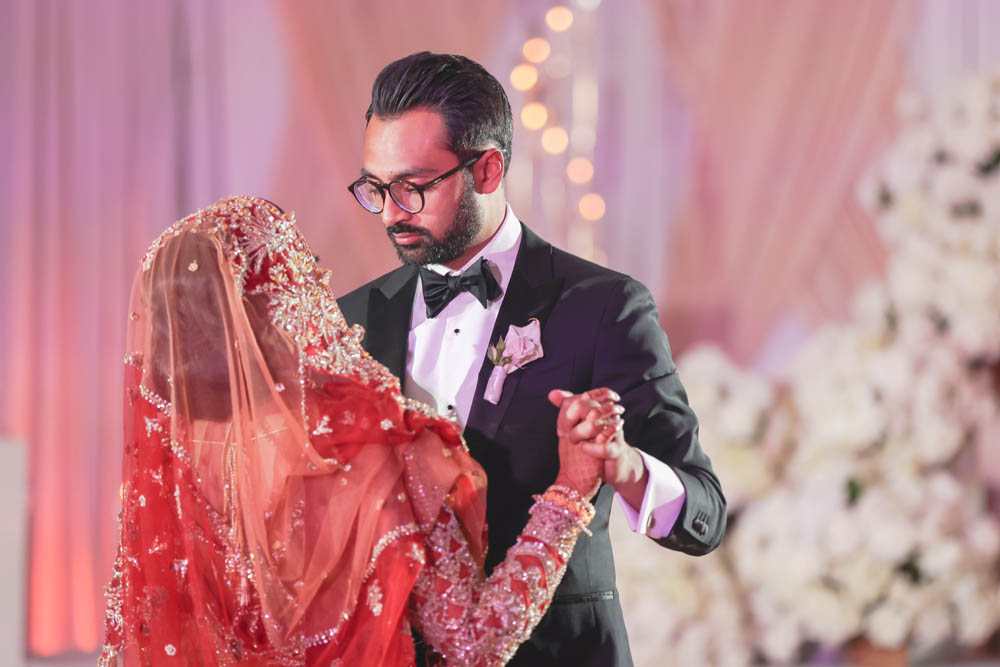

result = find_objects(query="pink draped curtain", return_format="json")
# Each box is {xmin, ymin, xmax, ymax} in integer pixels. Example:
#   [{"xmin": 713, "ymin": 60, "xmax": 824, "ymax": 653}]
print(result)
[
  {"xmin": 1, "ymin": 0, "xmax": 238, "ymax": 654},
  {"xmin": 651, "ymin": 0, "xmax": 917, "ymax": 364}
]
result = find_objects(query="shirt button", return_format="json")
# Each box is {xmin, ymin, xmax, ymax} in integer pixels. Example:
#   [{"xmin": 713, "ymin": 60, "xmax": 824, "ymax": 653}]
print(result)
[
  {"xmin": 453, "ymin": 328, "xmax": 460, "ymax": 334},
  {"xmin": 447, "ymin": 404, "xmax": 454, "ymax": 411}
]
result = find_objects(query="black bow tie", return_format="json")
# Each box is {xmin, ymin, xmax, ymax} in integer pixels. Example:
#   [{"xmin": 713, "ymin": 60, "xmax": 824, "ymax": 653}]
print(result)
[{"xmin": 419, "ymin": 258, "xmax": 502, "ymax": 318}]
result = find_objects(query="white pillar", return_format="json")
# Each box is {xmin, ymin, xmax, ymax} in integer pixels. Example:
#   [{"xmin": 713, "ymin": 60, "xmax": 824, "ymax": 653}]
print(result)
[{"xmin": 0, "ymin": 438, "xmax": 27, "ymax": 667}]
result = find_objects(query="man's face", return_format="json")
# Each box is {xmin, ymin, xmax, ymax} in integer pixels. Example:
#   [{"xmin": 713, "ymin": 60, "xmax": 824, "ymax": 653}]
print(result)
[{"xmin": 361, "ymin": 110, "xmax": 483, "ymax": 266}]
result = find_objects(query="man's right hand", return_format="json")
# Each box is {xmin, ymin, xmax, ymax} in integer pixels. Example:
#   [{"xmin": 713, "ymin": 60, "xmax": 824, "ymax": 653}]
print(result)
[{"xmin": 548, "ymin": 388, "xmax": 624, "ymax": 499}]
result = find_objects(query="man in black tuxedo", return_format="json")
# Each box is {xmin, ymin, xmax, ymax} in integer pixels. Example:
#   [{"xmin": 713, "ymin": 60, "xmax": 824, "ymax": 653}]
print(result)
[{"xmin": 338, "ymin": 52, "xmax": 725, "ymax": 666}]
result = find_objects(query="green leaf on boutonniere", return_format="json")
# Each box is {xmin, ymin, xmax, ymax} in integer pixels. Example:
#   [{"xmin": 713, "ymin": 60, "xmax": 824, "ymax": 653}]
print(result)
[{"xmin": 488, "ymin": 337, "xmax": 507, "ymax": 366}]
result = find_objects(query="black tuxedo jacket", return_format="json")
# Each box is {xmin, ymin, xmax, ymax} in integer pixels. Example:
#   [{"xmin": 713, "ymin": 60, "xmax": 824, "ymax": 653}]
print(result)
[{"xmin": 337, "ymin": 224, "xmax": 726, "ymax": 667}]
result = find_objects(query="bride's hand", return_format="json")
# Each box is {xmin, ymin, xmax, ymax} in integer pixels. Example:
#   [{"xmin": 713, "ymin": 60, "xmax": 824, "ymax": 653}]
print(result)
[{"xmin": 548, "ymin": 389, "xmax": 624, "ymax": 499}]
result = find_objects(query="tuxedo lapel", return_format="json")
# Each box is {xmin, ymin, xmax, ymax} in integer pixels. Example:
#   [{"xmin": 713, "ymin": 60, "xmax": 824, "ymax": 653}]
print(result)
[
  {"xmin": 466, "ymin": 225, "xmax": 563, "ymax": 440},
  {"xmin": 363, "ymin": 266, "xmax": 418, "ymax": 388}
]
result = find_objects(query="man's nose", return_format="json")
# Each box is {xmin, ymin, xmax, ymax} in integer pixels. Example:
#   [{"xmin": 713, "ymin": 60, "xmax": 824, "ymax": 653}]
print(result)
[{"xmin": 380, "ymin": 193, "xmax": 411, "ymax": 228}]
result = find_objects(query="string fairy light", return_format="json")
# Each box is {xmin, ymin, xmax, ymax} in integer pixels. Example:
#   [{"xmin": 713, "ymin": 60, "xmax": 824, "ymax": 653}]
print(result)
[
  {"xmin": 541, "ymin": 127, "xmax": 570, "ymax": 154},
  {"xmin": 520, "ymin": 102, "xmax": 549, "ymax": 130},
  {"xmin": 566, "ymin": 157, "xmax": 594, "ymax": 184},
  {"xmin": 510, "ymin": 63, "xmax": 539, "ymax": 91},
  {"xmin": 522, "ymin": 37, "xmax": 551, "ymax": 63},
  {"xmin": 545, "ymin": 6, "xmax": 574, "ymax": 32},
  {"xmin": 510, "ymin": 0, "xmax": 606, "ymax": 263}
]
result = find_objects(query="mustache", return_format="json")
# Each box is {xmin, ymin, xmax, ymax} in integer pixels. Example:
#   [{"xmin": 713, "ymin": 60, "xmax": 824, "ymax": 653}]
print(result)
[{"xmin": 386, "ymin": 223, "xmax": 429, "ymax": 237}]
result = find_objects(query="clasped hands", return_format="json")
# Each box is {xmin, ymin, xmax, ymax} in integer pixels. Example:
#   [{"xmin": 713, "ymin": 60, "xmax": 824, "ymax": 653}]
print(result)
[{"xmin": 548, "ymin": 388, "xmax": 649, "ymax": 506}]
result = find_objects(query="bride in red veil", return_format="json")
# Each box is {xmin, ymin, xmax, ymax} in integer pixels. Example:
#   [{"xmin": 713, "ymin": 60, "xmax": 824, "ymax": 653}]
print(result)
[{"xmin": 100, "ymin": 195, "xmax": 610, "ymax": 666}]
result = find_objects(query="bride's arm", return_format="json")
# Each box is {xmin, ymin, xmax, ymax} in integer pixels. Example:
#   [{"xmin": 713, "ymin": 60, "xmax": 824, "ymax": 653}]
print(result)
[
  {"xmin": 407, "ymin": 485, "xmax": 593, "ymax": 667},
  {"xmin": 405, "ymin": 388, "xmax": 619, "ymax": 666}
]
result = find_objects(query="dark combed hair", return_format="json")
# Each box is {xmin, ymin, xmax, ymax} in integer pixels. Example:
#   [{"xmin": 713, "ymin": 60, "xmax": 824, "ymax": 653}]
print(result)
[{"xmin": 366, "ymin": 52, "xmax": 513, "ymax": 175}]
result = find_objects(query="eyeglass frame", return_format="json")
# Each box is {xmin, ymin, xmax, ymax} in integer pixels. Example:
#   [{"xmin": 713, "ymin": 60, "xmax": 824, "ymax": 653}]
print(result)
[{"xmin": 347, "ymin": 149, "xmax": 498, "ymax": 215}]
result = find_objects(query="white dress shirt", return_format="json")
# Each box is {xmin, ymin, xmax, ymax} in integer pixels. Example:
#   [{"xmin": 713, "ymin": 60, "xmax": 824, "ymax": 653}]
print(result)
[{"xmin": 404, "ymin": 205, "xmax": 685, "ymax": 538}]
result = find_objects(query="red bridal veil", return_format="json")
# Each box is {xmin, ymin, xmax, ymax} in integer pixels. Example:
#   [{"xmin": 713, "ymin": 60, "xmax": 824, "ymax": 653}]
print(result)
[{"xmin": 100, "ymin": 196, "xmax": 487, "ymax": 665}]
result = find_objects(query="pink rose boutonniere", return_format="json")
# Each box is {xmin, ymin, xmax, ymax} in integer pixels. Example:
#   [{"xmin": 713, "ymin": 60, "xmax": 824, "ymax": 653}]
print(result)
[{"xmin": 483, "ymin": 318, "xmax": 544, "ymax": 404}]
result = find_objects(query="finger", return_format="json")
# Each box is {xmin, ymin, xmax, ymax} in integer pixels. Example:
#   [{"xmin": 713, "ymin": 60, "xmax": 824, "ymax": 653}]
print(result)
[
  {"xmin": 584, "ymin": 402, "xmax": 624, "ymax": 423},
  {"xmin": 548, "ymin": 389, "xmax": 573, "ymax": 407},
  {"xmin": 592, "ymin": 415, "xmax": 624, "ymax": 444},
  {"xmin": 578, "ymin": 441, "xmax": 618, "ymax": 459},
  {"xmin": 568, "ymin": 414, "xmax": 621, "ymax": 442},
  {"xmin": 554, "ymin": 393, "xmax": 591, "ymax": 436},
  {"xmin": 557, "ymin": 397, "xmax": 600, "ymax": 437},
  {"xmin": 563, "ymin": 397, "xmax": 602, "ymax": 424},
  {"xmin": 581, "ymin": 387, "xmax": 621, "ymax": 404}
]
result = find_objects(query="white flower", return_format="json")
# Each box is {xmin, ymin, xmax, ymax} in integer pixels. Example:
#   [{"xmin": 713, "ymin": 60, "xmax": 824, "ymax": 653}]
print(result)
[
  {"xmin": 912, "ymin": 602, "xmax": 953, "ymax": 650},
  {"xmin": 798, "ymin": 586, "xmax": 861, "ymax": 646},
  {"xmin": 967, "ymin": 518, "xmax": 1000, "ymax": 562},
  {"xmin": 866, "ymin": 601, "xmax": 911, "ymax": 649},
  {"xmin": 760, "ymin": 615, "xmax": 801, "ymax": 664},
  {"xmin": 830, "ymin": 553, "xmax": 894, "ymax": 609},
  {"xmin": 952, "ymin": 575, "xmax": 1000, "ymax": 645},
  {"xmin": 920, "ymin": 539, "xmax": 962, "ymax": 579}
]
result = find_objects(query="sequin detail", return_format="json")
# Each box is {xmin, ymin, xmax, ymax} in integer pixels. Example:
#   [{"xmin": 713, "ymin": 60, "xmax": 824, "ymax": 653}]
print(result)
[
  {"xmin": 408, "ymin": 501, "xmax": 588, "ymax": 666},
  {"xmin": 364, "ymin": 523, "xmax": 422, "ymax": 582},
  {"xmin": 312, "ymin": 415, "xmax": 333, "ymax": 436},
  {"xmin": 139, "ymin": 384, "xmax": 171, "ymax": 413},
  {"xmin": 367, "ymin": 580, "xmax": 384, "ymax": 616}
]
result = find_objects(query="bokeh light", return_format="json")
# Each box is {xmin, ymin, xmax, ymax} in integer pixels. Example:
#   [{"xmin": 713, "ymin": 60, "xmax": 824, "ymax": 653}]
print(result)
[
  {"xmin": 510, "ymin": 64, "xmax": 539, "ymax": 91},
  {"xmin": 541, "ymin": 127, "xmax": 569, "ymax": 154},
  {"xmin": 579, "ymin": 193, "xmax": 606, "ymax": 221},
  {"xmin": 567, "ymin": 157, "xmax": 594, "ymax": 183},
  {"xmin": 520, "ymin": 102, "xmax": 548, "ymax": 130},
  {"xmin": 522, "ymin": 38, "xmax": 551, "ymax": 63},
  {"xmin": 546, "ymin": 6, "xmax": 574, "ymax": 32}
]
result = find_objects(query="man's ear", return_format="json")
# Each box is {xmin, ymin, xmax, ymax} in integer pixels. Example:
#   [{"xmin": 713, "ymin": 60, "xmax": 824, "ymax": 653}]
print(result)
[{"xmin": 474, "ymin": 148, "xmax": 506, "ymax": 195}]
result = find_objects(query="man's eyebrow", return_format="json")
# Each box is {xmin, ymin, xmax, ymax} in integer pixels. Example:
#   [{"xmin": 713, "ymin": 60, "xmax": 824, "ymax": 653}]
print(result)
[{"xmin": 359, "ymin": 166, "xmax": 439, "ymax": 182}]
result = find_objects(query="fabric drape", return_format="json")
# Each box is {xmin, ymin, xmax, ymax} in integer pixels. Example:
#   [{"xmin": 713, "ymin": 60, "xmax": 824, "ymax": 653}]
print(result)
[{"xmin": 651, "ymin": 0, "xmax": 917, "ymax": 364}]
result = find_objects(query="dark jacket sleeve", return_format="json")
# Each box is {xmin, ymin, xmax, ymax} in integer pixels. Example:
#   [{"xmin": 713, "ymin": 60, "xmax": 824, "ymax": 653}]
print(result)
[{"xmin": 591, "ymin": 276, "xmax": 726, "ymax": 555}]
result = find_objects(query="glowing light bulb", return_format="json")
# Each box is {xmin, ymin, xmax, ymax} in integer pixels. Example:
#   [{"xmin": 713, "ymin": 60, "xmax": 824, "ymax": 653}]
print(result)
[
  {"xmin": 541, "ymin": 127, "xmax": 569, "ymax": 154},
  {"xmin": 579, "ymin": 193, "xmax": 606, "ymax": 221},
  {"xmin": 521, "ymin": 103, "xmax": 548, "ymax": 130},
  {"xmin": 523, "ymin": 38, "xmax": 552, "ymax": 64},
  {"xmin": 510, "ymin": 64, "xmax": 539, "ymax": 91},
  {"xmin": 546, "ymin": 6, "xmax": 574, "ymax": 32},
  {"xmin": 566, "ymin": 157, "xmax": 594, "ymax": 183}
]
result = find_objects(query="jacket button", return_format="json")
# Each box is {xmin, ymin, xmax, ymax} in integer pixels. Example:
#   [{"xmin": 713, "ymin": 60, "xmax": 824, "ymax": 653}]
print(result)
[{"xmin": 693, "ymin": 518, "xmax": 707, "ymax": 535}]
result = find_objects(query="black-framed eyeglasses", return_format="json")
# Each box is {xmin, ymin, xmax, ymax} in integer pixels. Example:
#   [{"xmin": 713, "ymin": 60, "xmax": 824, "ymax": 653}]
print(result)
[{"xmin": 347, "ymin": 150, "xmax": 488, "ymax": 215}]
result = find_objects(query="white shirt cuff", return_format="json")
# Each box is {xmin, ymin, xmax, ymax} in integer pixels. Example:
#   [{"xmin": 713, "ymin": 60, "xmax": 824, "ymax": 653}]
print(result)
[{"xmin": 615, "ymin": 449, "xmax": 686, "ymax": 539}]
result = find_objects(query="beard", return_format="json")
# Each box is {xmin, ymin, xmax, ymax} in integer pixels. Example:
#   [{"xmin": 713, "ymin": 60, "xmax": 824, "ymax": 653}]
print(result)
[{"xmin": 386, "ymin": 176, "xmax": 483, "ymax": 266}]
